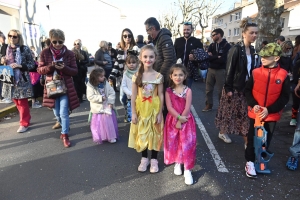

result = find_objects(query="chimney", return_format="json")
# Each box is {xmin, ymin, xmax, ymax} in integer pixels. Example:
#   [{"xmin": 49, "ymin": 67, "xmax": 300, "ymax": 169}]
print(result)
[
  {"xmin": 234, "ymin": 2, "xmax": 241, "ymax": 8},
  {"xmin": 241, "ymin": 0, "xmax": 248, "ymax": 5}
]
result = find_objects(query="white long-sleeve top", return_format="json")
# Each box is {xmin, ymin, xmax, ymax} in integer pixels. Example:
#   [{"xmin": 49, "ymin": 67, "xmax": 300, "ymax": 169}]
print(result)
[{"xmin": 121, "ymin": 73, "xmax": 133, "ymax": 99}]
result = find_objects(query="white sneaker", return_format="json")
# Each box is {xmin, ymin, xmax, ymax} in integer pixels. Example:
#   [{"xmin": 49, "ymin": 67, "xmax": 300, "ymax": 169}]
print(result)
[
  {"xmin": 174, "ymin": 163, "xmax": 182, "ymax": 175},
  {"xmin": 0, "ymin": 98, "xmax": 12, "ymax": 103},
  {"xmin": 150, "ymin": 159, "xmax": 159, "ymax": 173},
  {"xmin": 138, "ymin": 157, "xmax": 149, "ymax": 172},
  {"xmin": 17, "ymin": 126, "xmax": 28, "ymax": 133},
  {"xmin": 184, "ymin": 170, "xmax": 193, "ymax": 185},
  {"xmin": 108, "ymin": 139, "xmax": 116, "ymax": 143},
  {"xmin": 32, "ymin": 102, "xmax": 42, "ymax": 108},
  {"xmin": 290, "ymin": 119, "xmax": 297, "ymax": 126},
  {"xmin": 245, "ymin": 161, "xmax": 257, "ymax": 178},
  {"xmin": 218, "ymin": 132, "xmax": 232, "ymax": 143}
]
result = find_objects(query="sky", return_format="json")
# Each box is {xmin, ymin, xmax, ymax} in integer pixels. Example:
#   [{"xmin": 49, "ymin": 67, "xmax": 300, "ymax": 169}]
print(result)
[{"xmin": 37, "ymin": 0, "xmax": 238, "ymax": 37}]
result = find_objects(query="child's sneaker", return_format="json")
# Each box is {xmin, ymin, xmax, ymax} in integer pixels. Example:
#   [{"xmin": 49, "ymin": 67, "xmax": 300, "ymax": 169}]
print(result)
[
  {"xmin": 245, "ymin": 161, "xmax": 257, "ymax": 178},
  {"xmin": 290, "ymin": 119, "xmax": 297, "ymax": 126},
  {"xmin": 108, "ymin": 139, "xmax": 116, "ymax": 143},
  {"xmin": 286, "ymin": 156, "xmax": 298, "ymax": 170},
  {"xmin": 174, "ymin": 163, "xmax": 182, "ymax": 175},
  {"xmin": 150, "ymin": 159, "xmax": 159, "ymax": 173},
  {"xmin": 184, "ymin": 170, "xmax": 193, "ymax": 185},
  {"xmin": 138, "ymin": 157, "xmax": 149, "ymax": 172}
]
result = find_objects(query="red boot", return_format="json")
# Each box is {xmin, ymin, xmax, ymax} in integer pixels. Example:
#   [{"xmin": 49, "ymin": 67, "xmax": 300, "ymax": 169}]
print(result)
[{"xmin": 60, "ymin": 134, "xmax": 71, "ymax": 148}]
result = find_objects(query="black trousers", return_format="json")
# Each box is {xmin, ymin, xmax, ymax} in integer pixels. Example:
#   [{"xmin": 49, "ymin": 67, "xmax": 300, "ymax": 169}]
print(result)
[
  {"xmin": 142, "ymin": 149, "xmax": 158, "ymax": 159},
  {"xmin": 245, "ymin": 118, "xmax": 276, "ymax": 162}
]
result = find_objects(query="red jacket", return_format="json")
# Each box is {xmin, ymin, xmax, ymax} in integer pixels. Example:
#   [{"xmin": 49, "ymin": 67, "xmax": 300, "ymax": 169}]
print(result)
[
  {"xmin": 248, "ymin": 66, "xmax": 287, "ymax": 121},
  {"xmin": 37, "ymin": 47, "xmax": 80, "ymax": 111}
]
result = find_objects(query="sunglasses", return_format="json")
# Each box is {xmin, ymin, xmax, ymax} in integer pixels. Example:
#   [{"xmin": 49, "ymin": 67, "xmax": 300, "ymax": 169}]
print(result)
[
  {"xmin": 52, "ymin": 40, "xmax": 64, "ymax": 45},
  {"xmin": 286, "ymin": 48, "xmax": 292, "ymax": 50},
  {"xmin": 123, "ymin": 34, "xmax": 132, "ymax": 39},
  {"xmin": 211, "ymin": 33, "xmax": 217, "ymax": 37},
  {"xmin": 8, "ymin": 35, "xmax": 18, "ymax": 39},
  {"xmin": 184, "ymin": 22, "xmax": 192, "ymax": 25},
  {"xmin": 74, "ymin": 43, "xmax": 80, "ymax": 46},
  {"xmin": 146, "ymin": 26, "xmax": 152, "ymax": 32}
]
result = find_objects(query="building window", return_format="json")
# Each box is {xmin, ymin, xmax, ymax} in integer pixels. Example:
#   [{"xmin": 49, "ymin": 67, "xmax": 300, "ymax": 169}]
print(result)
[
  {"xmin": 234, "ymin": 28, "xmax": 240, "ymax": 36},
  {"xmin": 230, "ymin": 15, "xmax": 232, "ymax": 22},
  {"xmin": 228, "ymin": 29, "xmax": 231, "ymax": 36},
  {"xmin": 235, "ymin": 12, "xmax": 241, "ymax": 20},
  {"xmin": 217, "ymin": 19, "xmax": 223, "ymax": 25},
  {"xmin": 281, "ymin": 18, "xmax": 285, "ymax": 29}
]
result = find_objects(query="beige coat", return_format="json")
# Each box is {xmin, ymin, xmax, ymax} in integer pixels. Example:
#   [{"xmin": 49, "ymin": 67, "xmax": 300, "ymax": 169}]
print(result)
[{"xmin": 86, "ymin": 81, "xmax": 115, "ymax": 114}]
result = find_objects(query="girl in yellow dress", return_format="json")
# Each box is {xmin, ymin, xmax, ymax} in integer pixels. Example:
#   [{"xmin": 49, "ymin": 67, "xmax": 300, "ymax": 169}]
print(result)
[{"xmin": 128, "ymin": 45, "xmax": 164, "ymax": 173}]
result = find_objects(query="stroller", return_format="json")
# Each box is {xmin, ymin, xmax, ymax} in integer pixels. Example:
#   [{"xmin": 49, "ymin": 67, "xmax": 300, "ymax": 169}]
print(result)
[{"xmin": 286, "ymin": 111, "xmax": 300, "ymax": 170}]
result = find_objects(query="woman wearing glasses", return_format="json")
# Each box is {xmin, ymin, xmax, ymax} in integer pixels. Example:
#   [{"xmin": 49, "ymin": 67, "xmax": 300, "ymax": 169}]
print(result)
[
  {"xmin": 38, "ymin": 29, "xmax": 79, "ymax": 148},
  {"xmin": 109, "ymin": 28, "xmax": 139, "ymax": 92},
  {"xmin": 0, "ymin": 29, "xmax": 35, "ymax": 133}
]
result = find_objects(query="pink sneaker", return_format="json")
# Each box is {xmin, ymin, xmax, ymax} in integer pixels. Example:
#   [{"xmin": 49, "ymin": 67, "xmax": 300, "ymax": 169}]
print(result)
[
  {"xmin": 138, "ymin": 157, "xmax": 149, "ymax": 172},
  {"xmin": 150, "ymin": 159, "xmax": 159, "ymax": 173}
]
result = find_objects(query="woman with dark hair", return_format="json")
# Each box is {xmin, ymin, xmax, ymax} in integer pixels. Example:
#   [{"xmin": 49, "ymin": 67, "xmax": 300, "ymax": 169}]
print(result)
[
  {"xmin": 292, "ymin": 35, "xmax": 300, "ymax": 60},
  {"xmin": 109, "ymin": 28, "xmax": 139, "ymax": 92},
  {"xmin": 0, "ymin": 29, "xmax": 35, "ymax": 132},
  {"xmin": 215, "ymin": 18, "xmax": 258, "ymax": 146},
  {"xmin": 38, "ymin": 29, "xmax": 79, "ymax": 148}
]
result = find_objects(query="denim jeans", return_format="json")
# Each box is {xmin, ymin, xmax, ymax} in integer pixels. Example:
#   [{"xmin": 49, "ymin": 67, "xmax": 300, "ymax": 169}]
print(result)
[
  {"xmin": 53, "ymin": 94, "xmax": 69, "ymax": 134},
  {"xmin": 200, "ymin": 69, "xmax": 207, "ymax": 80},
  {"xmin": 187, "ymin": 77, "xmax": 193, "ymax": 88}
]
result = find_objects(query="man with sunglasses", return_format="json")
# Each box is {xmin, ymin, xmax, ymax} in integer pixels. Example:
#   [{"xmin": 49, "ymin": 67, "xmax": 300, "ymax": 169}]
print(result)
[
  {"xmin": 174, "ymin": 22, "xmax": 203, "ymax": 87},
  {"xmin": 202, "ymin": 28, "xmax": 231, "ymax": 112},
  {"xmin": 144, "ymin": 17, "xmax": 176, "ymax": 85}
]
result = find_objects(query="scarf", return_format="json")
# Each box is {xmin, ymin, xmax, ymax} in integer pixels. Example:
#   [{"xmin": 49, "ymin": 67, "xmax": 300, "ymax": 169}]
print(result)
[
  {"xmin": 49, "ymin": 43, "xmax": 67, "ymax": 61},
  {"xmin": 125, "ymin": 68, "xmax": 138, "ymax": 79},
  {"xmin": 6, "ymin": 45, "xmax": 21, "ymax": 84}
]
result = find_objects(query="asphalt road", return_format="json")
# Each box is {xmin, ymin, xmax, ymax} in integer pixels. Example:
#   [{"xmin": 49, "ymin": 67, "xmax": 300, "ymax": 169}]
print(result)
[{"xmin": 0, "ymin": 78, "xmax": 299, "ymax": 200}]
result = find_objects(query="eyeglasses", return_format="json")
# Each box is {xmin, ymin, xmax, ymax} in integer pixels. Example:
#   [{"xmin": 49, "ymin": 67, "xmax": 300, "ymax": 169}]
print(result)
[
  {"xmin": 183, "ymin": 22, "xmax": 192, "ymax": 25},
  {"xmin": 211, "ymin": 33, "xmax": 217, "ymax": 37},
  {"xmin": 52, "ymin": 40, "xmax": 64, "ymax": 45},
  {"xmin": 8, "ymin": 35, "xmax": 18, "ymax": 39},
  {"xmin": 123, "ymin": 34, "xmax": 132, "ymax": 39},
  {"xmin": 74, "ymin": 43, "xmax": 80, "ymax": 46},
  {"xmin": 146, "ymin": 26, "xmax": 152, "ymax": 32}
]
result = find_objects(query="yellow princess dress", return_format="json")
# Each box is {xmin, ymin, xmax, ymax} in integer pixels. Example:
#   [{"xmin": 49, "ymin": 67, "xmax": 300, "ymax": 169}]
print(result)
[{"xmin": 128, "ymin": 73, "xmax": 164, "ymax": 152}]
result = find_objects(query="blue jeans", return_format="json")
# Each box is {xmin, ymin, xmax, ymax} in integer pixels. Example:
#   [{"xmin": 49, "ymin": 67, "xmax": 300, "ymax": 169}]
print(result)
[
  {"xmin": 53, "ymin": 94, "xmax": 69, "ymax": 134},
  {"xmin": 187, "ymin": 77, "xmax": 193, "ymax": 88},
  {"xmin": 200, "ymin": 69, "xmax": 207, "ymax": 79}
]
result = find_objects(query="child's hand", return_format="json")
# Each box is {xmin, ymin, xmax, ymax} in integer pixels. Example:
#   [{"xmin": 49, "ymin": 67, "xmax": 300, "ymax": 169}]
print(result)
[
  {"xmin": 175, "ymin": 121, "xmax": 182, "ymax": 129},
  {"xmin": 131, "ymin": 113, "xmax": 138, "ymax": 124},
  {"xmin": 102, "ymin": 96, "xmax": 106, "ymax": 101},
  {"xmin": 258, "ymin": 107, "xmax": 268, "ymax": 120},
  {"xmin": 156, "ymin": 112, "xmax": 163, "ymax": 124},
  {"xmin": 178, "ymin": 115, "xmax": 188, "ymax": 123}
]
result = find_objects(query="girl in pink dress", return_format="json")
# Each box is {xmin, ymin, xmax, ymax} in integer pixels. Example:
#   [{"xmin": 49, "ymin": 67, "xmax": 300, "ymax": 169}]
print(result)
[{"xmin": 164, "ymin": 64, "xmax": 197, "ymax": 185}]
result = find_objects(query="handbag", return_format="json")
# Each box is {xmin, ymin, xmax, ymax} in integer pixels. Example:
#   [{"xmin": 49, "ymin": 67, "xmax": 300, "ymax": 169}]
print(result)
[{"xmin": 46, "ymin": 70, "xmax": 67, "ymax": 98}]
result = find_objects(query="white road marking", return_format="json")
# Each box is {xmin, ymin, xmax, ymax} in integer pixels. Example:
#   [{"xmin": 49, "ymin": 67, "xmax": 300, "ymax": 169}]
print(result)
[{"xmin": 191, "ymin": 105, "xmax": 229, "ymax": 173}]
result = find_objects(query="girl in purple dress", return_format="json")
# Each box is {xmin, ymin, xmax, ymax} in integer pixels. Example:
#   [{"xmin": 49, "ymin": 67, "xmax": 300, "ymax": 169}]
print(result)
[
  {"xmin": 164, "ymin": 64, "xmax": 197, "ymax": 185},
  {"xmin": 86, "ymin": 67, "xmax": 118, "ymax": 144}
]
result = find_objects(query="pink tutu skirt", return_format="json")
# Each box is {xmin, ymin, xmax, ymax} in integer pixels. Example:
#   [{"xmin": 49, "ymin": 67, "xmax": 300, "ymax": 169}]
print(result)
[{"xmin": 90, "ymin": 111, "xmax": 119, "ymax": 144}]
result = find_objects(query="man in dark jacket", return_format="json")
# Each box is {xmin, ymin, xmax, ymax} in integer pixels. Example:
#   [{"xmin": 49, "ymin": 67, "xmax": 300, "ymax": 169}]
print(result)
[
  {"xmin": 136, "ymin": 35, "xmax": 145, "ymax": 49},
  {"xmin": 144, "ymin": 17, "xmax": 176, "ymax": 84},
  {"xmin": 203, "ymin": 28, "xmax": 231, "ymax": 112},
  {"xmin": 174, "ymin": 22, "xmax": 203, "ymax": 87}
]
